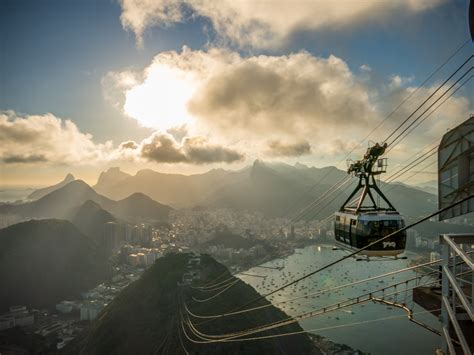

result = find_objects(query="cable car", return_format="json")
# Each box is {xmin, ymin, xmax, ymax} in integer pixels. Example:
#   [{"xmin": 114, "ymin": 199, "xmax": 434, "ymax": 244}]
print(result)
[{"xmin": 334, "ymin": 143, "xmax": 406, "ymax": 257}]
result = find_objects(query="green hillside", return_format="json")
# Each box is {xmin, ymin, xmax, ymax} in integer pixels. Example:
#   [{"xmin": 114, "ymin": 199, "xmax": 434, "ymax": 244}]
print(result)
[
  {"xmin": 66, "ymin": 253, "xmax": 318, "ymax": 354},
  {"xmin": 72, "ymin": 200, "xmax": 116, "ymax": 239},
  {"xmin": 0, "ymin": 219, "xmax": 110, "ymax": 312}
]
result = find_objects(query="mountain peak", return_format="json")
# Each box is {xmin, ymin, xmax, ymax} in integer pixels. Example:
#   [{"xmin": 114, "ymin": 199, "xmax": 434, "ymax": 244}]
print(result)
[
  {"xmin": 123, "ymin": 192, "xmax": 150, "ymax": 201},
  {"xmin": 94, "ymin": 167, "xmax": 131, "ymax": 192},
  {"xmin": 27, "ymin": 173, "xmax": 77, "ymax": 200},
  {"xmin": 65, "ymin": 179, "xmax": 92, "ymax": 189},
  {"xmin": 64, "ymin": 173, "xmax": 75, "ymax": 181},
  {"xmin": 106, "ymin": 167, "xmax": 122, "ymax": 173}
]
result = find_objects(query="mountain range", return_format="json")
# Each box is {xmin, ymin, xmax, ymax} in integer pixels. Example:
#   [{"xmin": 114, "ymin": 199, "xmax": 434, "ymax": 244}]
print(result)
[
  {"xmin": 15, "ymin": 160, "xmax": 442, "ymax": 224},
  {"xmin": 92, "ymin": 160, "xmax": 437, "ymax": 219},
  {"xmin": 0, "ymin": 180, "xmax": 172, "ymax": 223},
  {"xmin": 94, "ymin": 166, "xmax": 241, "ymax": 208}
]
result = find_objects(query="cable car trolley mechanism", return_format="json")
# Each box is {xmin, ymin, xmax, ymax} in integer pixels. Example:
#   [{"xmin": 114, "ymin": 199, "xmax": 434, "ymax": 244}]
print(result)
[{"xmin": 334, "ymin": 142, "xmax": 407, "ymax": 257}]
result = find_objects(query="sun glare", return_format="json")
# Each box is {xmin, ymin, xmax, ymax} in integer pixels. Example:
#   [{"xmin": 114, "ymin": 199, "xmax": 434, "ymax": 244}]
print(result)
[{"xmin": 123, "ymin": 64, "xmax": 196, "ymax": 130}]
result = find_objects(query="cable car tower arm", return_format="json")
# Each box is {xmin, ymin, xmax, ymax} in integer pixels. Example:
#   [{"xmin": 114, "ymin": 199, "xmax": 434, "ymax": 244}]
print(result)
[{"xmin": 340, "ymin": 142, "xmax": 395, "ymax": 213}]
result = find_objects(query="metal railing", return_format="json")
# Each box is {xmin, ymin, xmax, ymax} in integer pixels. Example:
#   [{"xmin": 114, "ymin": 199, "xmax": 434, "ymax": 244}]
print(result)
[{"xmin": 440, "ymin": 233, "xmax": 474, "ymax": 355}]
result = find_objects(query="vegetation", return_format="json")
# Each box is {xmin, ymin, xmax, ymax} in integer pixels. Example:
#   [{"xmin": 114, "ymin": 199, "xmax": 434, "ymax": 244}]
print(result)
[
  {"xmin": 66, "ymin": 253, "xmax": 318, "ymax": 354},
  {"xmin": 201, "ymin": 225, "xmax": 264, "ymax": 250},
  {"xmin": 0, "ymin": 219, "xmax": 110, "ymax": 312},
  {"xmin": 72, "ymin": 200, "xmax": 116, "ymax": 239}
]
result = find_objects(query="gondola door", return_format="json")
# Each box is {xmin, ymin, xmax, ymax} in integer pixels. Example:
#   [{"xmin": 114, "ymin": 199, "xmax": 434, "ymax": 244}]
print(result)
[{"xmin": 349, "ymin": 218, "xmax": 357, "ymax": 248}]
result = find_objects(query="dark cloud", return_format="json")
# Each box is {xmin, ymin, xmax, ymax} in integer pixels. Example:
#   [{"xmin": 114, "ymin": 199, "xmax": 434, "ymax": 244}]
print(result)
[
  {"xmin": 141, "ymin": 133, "xmax": 187, "ymax": 163},
  {"xmin": 266, "ymin": 140, "xmax": 311, "ymax": 157},
  {"xmin": 140, "ymin": 133, "xmax": 243, "ymax": 164},
  {"xmin": 188, "ymin": 55, "xmax": 374, "ymax": 136},
  {"xmin": 120, "ymin": 140, "xmax": 139, "ymax": 150},
  {"xmin": 183, "ymin": 136, "xmax": 244, "ymax": 164},
  {"xmin": 2, "ymin": 154, "xmax": 47, "ymax": 164}
]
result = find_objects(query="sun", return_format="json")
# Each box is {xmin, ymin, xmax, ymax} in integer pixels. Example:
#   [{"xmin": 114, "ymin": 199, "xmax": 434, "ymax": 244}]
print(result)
[{"xmin": 123, "ymin": 63, "xmax": 196, "ymax": 130}]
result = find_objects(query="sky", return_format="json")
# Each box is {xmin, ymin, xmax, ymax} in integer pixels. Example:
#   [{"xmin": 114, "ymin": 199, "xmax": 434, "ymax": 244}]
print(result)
[{"xmin": 0, "ymin": 0, "xmax": 473, "ymax": 187}]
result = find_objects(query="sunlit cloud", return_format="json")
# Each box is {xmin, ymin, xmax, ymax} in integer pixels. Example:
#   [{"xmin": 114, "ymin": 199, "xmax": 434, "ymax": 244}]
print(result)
[
  {"xmin": 120, "ymin": 132, "xmax": 244, "ymax": 164},
  {"xmin": 0, "ymin": 111, "xmax": 114, "ymax": 165},
  {"xmin": 106, "ymin": 48, "xmax": 376, "ymax": 144},
  {"xmin": 104, "ymin": 47, "xmax": 472, "ymax": 167},
  {"xmin": 0, "ymin": 110, "xmax": 245, "ymax": 167},
  {"xmin": 119, "ymin": 0, "xmax": 446, "ymax": 48},
  {"xmin": 123, "ymin": 63, "xmax": 197, "ymax": 129}
]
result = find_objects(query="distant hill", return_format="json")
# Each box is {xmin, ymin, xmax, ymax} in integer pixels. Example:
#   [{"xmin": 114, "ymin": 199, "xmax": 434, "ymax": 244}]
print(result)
[
  {"xmin": 382, "ymin": 182, "xmax": 437, "ymax": 218},
  {"xmin": 202, "ymin": 225, "xmax": 262, "ymax": 249},
  {"xmin": 0, "ymin": 180, "xmax": 173, "ymax": 223},
  {"xmin": 204, "ymin": 160, "xmax": 346, "ymax": 217},
  {"xmin": 66, "ymin": 253, "xmax": 318, "ymax": 354},
  {"xmin": 412, "ymin": 180, "xmax": 438, "ymax": 195},
  {"xmin": 72, "ymin": 200, "xmax": 116, "ymax": 239},
  {"xmin": 111, "ymin": 192, "xmax": 172, "ymax": 222},
  {"xmin": 27, "ymin": 173, "xmax": 75, "ymax": 200},
  {"xmin": 0, "ymin": 219, "xmax": 109, "ymax": 312}
]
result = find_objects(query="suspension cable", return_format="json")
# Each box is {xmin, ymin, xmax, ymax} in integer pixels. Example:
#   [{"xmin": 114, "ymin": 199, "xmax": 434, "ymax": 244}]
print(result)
[
  {"xmin": 185, "ymin": 255, "xmax": 448, "ymax": 320},
  {"xmin": 196, "ymin": 195, "xmax": 473, "ymax": 324},
  {"xmin": 386, "ymin": 66, "xmax": 473, "ymax": 148},
  {"xmin": 386, "ymin": 73, "xmax": 473, "ymax": 152},
  {"xmin": 192, "ymin": 279, "xmax": 240, "ymax": 303},
  {"xmin": 182, "ymin": 276, "xmax": 440, "ymax": 343},
  {"xmin": 383, "ymin": 55, "xmax": 473, "ymax": 144}
]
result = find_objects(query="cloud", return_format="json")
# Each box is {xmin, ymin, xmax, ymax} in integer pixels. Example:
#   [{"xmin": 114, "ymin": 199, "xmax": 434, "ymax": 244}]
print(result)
[
  {"xmin": 120, "ymin": 0, "xmax": 184, "ymax": 47},
  {"xmin": 119, "ymin": 0, "xmax": 445, "ymax": 48},
  {"xmin": 141, "ymin": 133, "xmax": 187, "ymax": 162},
  {"xmin": 107, "ymin": 47, "xmax": 376, "ymax": 138},
  {"xmin": 0, "ymin": 111, "xmax": 113, "ymax": 165},
  {"xmin": 1, "ymin": 154, "xmax": 47, "ymax": 164},
  {"xmin": 188, "ymin": 51, "xmax": 375, "ymax": 137},
  {"xmin": 105, "ymin": 47, "xmax": 472, "ymax": 163},
  {"xmin": 266, "ymin": 140, "xmax": 311, "ymax": 157},
  {"xmin": 182, "ymin": 136, "xmax": 244, "ymax": 163},
  {"xmin": 101, "ymin": 70, "xmax": 141, "ymax": 109},
  {"xmin": 0, "ymin": 111, "xmax": 244, "ymax": 167},
  {"xmin": 120, "ymin": 140, "xmax": 139, "ymax": 150},
  {"xmin": 139, "ymin": 132, "xmax": 244, "ymax": 164}
]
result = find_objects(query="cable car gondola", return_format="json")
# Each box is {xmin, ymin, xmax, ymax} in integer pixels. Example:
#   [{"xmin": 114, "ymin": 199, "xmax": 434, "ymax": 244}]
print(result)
[{"xmin": 334, "ymin": 143, "xmax": 406, "ymax": 257}]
